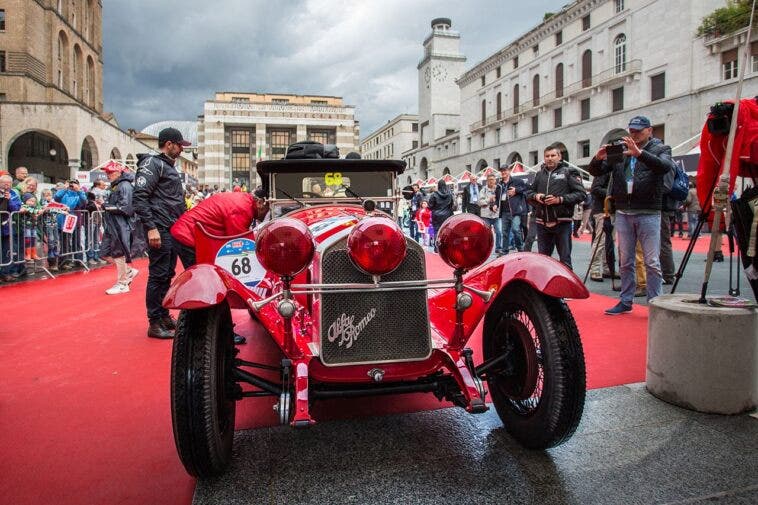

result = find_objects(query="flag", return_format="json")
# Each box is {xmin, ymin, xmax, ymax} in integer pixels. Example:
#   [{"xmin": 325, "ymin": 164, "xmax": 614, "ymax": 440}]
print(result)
[{"xmin": 257, "ymin": 144, "xmax": 263, "ymax": 161}]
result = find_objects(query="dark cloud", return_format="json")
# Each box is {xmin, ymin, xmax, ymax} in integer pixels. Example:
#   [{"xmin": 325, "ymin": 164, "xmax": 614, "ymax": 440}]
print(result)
[{"xmin": 103, "ymin": 0, "xmax": 565, "ymax": 136}]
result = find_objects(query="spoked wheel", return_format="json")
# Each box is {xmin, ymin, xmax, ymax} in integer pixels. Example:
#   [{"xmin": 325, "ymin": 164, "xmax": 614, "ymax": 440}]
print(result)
[
  {"xmin": 171, "ymin": 301, "xmax": 237, "ymax": 477},
  {"xmin": 483, "ymin": 284, "xmax": 586, "ymax": 449}
]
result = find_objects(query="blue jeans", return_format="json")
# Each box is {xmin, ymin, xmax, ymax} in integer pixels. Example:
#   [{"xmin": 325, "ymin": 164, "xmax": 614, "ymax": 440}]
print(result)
[
  {"xmin": 537, "ymin": 222, "xmax": 573, "ymax": 269},
  {"xmin": 483, "ymin": 217, "xmax": 502, "ymax": 251},
  {"xmin": 409, "ymin": 218, "xmax": 420, "ymax": 243},
  {"xmin": 687, "ymin": 212, "xmax": 699, "ymax": 238},
  {"xmin": 616, "ymin": 212, "xmax": 662, "ymax": 305},
  {"xmin": 502, "ymin": 213, "xmax": 523, "ymax": 252},
  {"xmin": 0, "ymin": 234, "xmax": 11, "ymax": 275}
]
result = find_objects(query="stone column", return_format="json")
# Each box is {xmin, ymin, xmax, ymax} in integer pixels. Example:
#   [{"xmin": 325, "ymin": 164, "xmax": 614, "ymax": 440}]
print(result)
[
  {"xmin": 296, "ymin": 124, "xmax": 307, "ymax": 142},
  {"xmin": 68, "ymin": 160, "xmax": 81, "ymax": 181},
  {"xmin": 255, "ymin": 124, "xmax": 267, "ymax": 187}
]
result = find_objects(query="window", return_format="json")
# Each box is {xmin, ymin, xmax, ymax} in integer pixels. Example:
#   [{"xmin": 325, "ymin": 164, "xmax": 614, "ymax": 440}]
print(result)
[
  {"xmin": 512, "ymin": 122, "xmax": 519, "ymax": 140},
  {"xmin": 578, "ymin": 140, "xmax": 590, "ymax": 158},
  {"xmin": 752, "ymin": 42, "xmax": 758, "ymax": 72},
  {"xmin": 651, "ymin": 72, "xmax": 666, "ymax": 100},
  {"xmin": 513, "ymin": 83, "xmax": 520, "ymax": 113},
  {"xmin": 0, "ymin": 51, "xmax": 5, "ymax": 73},
  {"xmin": 310, "ymin": 99, "xmax": 328, "ymax": 105},
  {"xmin": 496, "ymin": 66, "xmax": 501, "ymax": 78},
  {"xmin": 481, "ymin": 75, "xmax": 486, "ymax": 87},
  {"xmin": 614, "ymin": 34, "xmax": 627, "ymax": 73},
  {"xmin": 554, "ymin": 107, "xmax": 562, "ymax": 128},
  {"xmin": 0, "ymin": 9, "xmax": 5, "ymax": 31},
  {"xmin": 530, "ymin": 151, "xmax": 539, "ymax": 165},
  {"xmin": 412, "ymin": 122, "xmax": 418, "ymax": 132},
  {"xmin": 555, "ymin": 30, "xmax": 563, "ymax": 46},
  {"xmin": 231, "ymin": 97, "xmax": 249, "ymax": 103},
  {"xmin": 480, "ymin": 133, "xmax": 485, "ymax": 149},
  {"xmin": 496, "ymin": 128, "xmax": 501, "ymax": 143},
  {"xmin": 532, "ymin": 74, "xmax": 540, "ymax": 106},
  {"xmin": 652, "ymin": 124, "xmax": 665, "ymax": 143},
  {"xmin": 494, "ymin": 158, "xmax": 500, "ymax": 169},
  {"xmin": 555, "ymin": 63, "xmax": 564, "ymax": 97},
  {"xmin": 582, "ymin": 14, "xmax": 590, "ymax": 31},
  {"xmin": 412, "ymin": 140, "xmax": 418, "ymax": 149},
  {"xmin": 308, "ymin": 129, "xmax": 335, "ymax": 145},
  {"xmin": 0, "ymin": 93, "xmax": 6, "ymax": 101},
  {"xmin": 496, "ymin": 92, "xmax": 502, "ymax": 119},
  {"xmin": 722, "ymin": 49, "xmax": 738, "ymax": 80},
  {"xmin": 615, "ymin": 0, "xmax": 625, "ymax": 13},
  {"xmin": 533, "ymin": 45, "xmax": 539, "ymax": 56},
  {"xmin": 272, "ymin": 98, "xmax": 289, "ymax": 105},
  {"xmin": 268, "ymin": 129, "xmax": 294, "ymax": 159},
  {"xmin": 531, "ymin": 115, "xmax": 539, "ymax": 134},
  {"xmin": 513, "ymin": 56, "xmax": 519, "ymax": 69},
  {"xmin": 582, "ymin": 49, "xmax": 592, "ymax": 87},
  {"xmin": 445, "ymin": 129, "xmax": 455, "ymax": 136},
  {"xmin": 481, "ymin": 99, "xmax": 486, "ymax": 124},
  {"xmin": 580, "ymin": 98, "xmax": 590, "ymax": 120},
  {"xmin": 467, "ymin": 137, "xmax": 472, "ymax": 152},
  {"xmin": 612, "ymin": 87, "xmax": 624, "ymax": 111}
]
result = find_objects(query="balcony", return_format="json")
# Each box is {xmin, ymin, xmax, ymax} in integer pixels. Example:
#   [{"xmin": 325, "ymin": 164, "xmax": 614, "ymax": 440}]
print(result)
[{"xmin": 469, "ymin": 59, "xmax": 642, "ymax": 132}]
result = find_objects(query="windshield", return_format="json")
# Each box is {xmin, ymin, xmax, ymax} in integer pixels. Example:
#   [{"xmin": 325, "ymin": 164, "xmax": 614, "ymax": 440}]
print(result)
[{"xmin": 273, "ymin": 171, "xmax": 394, "ymax": 200}]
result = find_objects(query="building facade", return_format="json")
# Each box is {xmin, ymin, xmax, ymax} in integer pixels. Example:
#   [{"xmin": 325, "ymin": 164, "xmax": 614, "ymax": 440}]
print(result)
[
  {"xmin": 360, "ymin": 113, "xmax": 419, "ymax": 161},
  {"xmin": 197, "ymin": 92, "xmax": 359, "ymax": 188},
  {"xmin": 0, "ymin": 0, "xmax": 150, "ymax": 182},
  {"xmin": 397, "ymin": 0, "xmax": 758, "ymax": 185}
]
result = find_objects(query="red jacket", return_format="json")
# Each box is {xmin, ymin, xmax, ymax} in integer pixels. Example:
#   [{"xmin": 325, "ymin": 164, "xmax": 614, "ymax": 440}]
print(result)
[{"xmin": 170, "ymin": 192, "xmax": 257, "ymax": 247}]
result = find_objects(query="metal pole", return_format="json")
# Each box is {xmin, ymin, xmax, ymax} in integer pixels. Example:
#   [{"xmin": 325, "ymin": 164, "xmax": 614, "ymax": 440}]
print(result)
[{"xmin": 700, "ymin": 0, "xmax": 757, "ymax": 303}]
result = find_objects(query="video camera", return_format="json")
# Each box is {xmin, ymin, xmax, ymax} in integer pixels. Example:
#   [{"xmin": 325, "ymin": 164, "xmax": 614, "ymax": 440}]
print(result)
[
  {"xmin": 706, "ymin": 101, "xmax": 734, "ymax": 136},
  {"xmin": 605, "ymin": 139, "xmax": 626, "ymax": 164}
]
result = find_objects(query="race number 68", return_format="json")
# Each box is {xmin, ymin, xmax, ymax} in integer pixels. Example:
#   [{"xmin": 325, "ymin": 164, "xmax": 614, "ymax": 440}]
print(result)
[
  {"xmin": 231, "ymin": 257, "xmax": 252, "ymax": 275},
  {"xmin": 325, "ymin": 172, "xmax": 342, "ymax": 186}
]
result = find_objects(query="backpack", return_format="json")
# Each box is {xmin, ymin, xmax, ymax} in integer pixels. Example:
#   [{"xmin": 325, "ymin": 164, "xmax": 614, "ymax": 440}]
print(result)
[{"xmin": 664, "ymin": 161, "xmax": 689, "ymax": 202}]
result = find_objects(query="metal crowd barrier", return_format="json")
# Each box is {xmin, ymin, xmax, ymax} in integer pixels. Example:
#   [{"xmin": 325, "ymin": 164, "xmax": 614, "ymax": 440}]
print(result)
[{"xmin": 0, "ymin": 209, "xmax": 109, "ymax": 282}]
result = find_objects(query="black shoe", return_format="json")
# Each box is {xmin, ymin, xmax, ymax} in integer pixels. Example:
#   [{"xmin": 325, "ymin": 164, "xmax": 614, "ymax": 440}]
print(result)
[
  {"xmin": 603, "ymin": 272, "xmax": 621, "ymax": 279},
  {"xmin": 605, "ymin": 302, "xmax": 632, "ymax": 315},
  {"xmin": 161, "ymin": 315, "xmax": 177, "ymax": 331},
  {"xmin": 233, "ymin": 334, "xmax": 247, "ymax": 345},
  {"xmin": 663, "ymin": 278, "xmax": 674, "ymax": 285},
  {"xmin": 714, "ymin": 251, "xmax": 724, "ymax": 262},
  {"xmin": 147, "ymin": 321, "xmax": 175, "ymax": 339}
]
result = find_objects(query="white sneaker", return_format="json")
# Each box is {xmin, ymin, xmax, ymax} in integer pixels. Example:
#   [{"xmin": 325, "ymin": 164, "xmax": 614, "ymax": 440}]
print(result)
[
  {"xmin": 126, "ymin": 268, "xmax": 139, "ymax": 285},
  {"xmin": 105, "ymin": 283, "xmax": 130, "ymax": 295}
]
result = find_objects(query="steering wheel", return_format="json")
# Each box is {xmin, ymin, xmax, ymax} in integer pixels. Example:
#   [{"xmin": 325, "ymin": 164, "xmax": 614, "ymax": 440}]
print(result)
[{"xmin": 302, "ymin": 192, "xmax": 322, "ymax": 198}]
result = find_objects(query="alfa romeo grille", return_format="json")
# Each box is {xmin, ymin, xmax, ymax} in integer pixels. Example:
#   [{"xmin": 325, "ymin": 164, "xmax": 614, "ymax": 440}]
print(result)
[{"xmin": 319, "ymin": 238, "xmax": 432, "ymax": 366}]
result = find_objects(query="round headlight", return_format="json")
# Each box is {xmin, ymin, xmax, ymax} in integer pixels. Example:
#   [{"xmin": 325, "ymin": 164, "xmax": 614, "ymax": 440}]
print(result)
[
  {"xmin": 347, "ymin": 216, "xmax": 407, "ymax": 276},
  {"xmin": 255, "ymin": 218, "xmax": 315, "ymax": 277},
  {"xmin": 436, "ymin": 214, "xmax": 493, "ymax": 270}
]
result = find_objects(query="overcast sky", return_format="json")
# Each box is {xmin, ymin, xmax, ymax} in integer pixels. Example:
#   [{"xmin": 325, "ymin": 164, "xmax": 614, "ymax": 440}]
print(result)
[{"xmin": 103, "ymin": 0, "xmax": 566, "ymax": 138}]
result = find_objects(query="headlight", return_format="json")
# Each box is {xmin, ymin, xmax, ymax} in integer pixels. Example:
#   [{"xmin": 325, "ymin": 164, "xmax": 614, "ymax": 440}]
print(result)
[
  {"xmin": 347, "ymin": 216, "xmax": 407, "ymax": 276},
  {"xmin": 436, "ymin": 214, "xmax": 493, "ymax": 270},
  {"xmin": 255, "ymin": 218, "xmax": 315, "ymax": 277}
]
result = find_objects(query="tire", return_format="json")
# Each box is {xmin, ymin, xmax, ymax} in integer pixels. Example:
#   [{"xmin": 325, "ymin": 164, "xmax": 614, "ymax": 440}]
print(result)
[
  {"xmin": 171, "ymin": 302, "xmax": 236, "ymax": 478},
  {"xmin": 483, "ymin": 283, "xmax": 586, "ymax": 449}
]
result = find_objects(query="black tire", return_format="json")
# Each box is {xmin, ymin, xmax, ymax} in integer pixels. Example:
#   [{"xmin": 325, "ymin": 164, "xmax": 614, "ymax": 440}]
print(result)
[
  {"xmin": 171, "ymin": 302, "xmax": 236, "ymax": 478},
  {"xmin": 483, "ymin": 283, "xmax": 586, "ymax": 449}
]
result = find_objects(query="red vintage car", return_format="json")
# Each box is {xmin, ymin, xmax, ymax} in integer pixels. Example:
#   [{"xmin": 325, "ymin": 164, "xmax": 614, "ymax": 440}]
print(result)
[{"xmin": 165, "ymin": 158, "xmax": 589, "ymax": 477}]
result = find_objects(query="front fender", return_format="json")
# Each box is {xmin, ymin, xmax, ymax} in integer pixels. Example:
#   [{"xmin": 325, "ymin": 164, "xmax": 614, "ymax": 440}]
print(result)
[
  {"xmin": 428, "ymin": 252, "xmax": 588, "ymax": 345},
  {"xmin": 163, "ymin": 263, "xmax": 251, "ymax": 310}
]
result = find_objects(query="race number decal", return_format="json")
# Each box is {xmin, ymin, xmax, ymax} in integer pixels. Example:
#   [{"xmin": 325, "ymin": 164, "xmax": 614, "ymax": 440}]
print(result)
[
  {"xmin": 61, "ymin": 214, "xmax": 78, "ymax": 234},
  {"xmin": 324, "ymin": 172, "xmax": 342, "ymax": 186},
  {"xmin": 215, "ymin": 238, "xmax": 266, "ymax": 288}
]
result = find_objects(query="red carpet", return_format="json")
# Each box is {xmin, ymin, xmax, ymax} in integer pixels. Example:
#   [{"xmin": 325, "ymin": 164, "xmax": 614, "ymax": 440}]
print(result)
[
  {"xmin": 573, "ymin": 231, "xmax": 723, "ymax": 254},
  {"xmin": 0, "ymin": 254, "xmax": 647, "ymax": 505}
]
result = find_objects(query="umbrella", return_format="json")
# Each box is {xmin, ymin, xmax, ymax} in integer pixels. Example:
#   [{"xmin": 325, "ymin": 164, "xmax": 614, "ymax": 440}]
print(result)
[
  {"xmin": 456, "ymin": 170, "xmax": 474, "ymax": 183},
  {"xmin": 441, "ymin": 174, "xmax": 456, "ymax": 185}
]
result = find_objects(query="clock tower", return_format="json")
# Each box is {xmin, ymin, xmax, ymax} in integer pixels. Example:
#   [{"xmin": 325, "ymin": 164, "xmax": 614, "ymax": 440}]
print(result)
[{"xmin": 417, "ymin": 18, "xmax": 466, "ymax": 148}]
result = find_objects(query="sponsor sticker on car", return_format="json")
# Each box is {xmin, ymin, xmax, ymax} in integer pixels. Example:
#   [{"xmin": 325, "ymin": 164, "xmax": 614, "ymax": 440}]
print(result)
[{"xmin": 215, "ymin": 238, "xmax": 267, "ymax": 292}]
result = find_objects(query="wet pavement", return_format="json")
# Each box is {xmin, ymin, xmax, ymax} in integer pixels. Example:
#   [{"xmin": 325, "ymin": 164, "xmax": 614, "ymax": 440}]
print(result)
[{"xmin": 193, "ymin": 384, "xmax": 758, "ymax": 505}]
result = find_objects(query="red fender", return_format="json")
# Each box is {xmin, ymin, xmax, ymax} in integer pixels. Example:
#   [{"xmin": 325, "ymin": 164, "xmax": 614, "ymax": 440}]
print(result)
[
  {"xmin": 428, "ymin": 252, "xmax": 588, "ymax": 347},
  {"xmin": 163, "ymin": 263, "xmax": 252, "ymax": 310}
]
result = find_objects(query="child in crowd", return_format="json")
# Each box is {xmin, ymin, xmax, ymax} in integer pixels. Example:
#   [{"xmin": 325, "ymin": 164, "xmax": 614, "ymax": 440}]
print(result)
[
  {"xmin": 415, "ymin": 199, "xmax": 432, "ymax": 248},
  {"xmin": 21, "ymin": 193, "xmax": 41, "ymax": 260},
  {"xmin": 41, "ymin": 189, "xmax": 64, "ymax": 271}
]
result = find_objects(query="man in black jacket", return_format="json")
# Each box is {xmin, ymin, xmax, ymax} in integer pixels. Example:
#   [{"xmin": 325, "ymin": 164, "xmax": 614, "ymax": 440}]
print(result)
[
  {"xmin": 588, "ymin": 116, "xmax": 676, "ymax": 315},
  {"xmin": 461, "ymin": 174, "xmax": 481, "ymax": 216},
  {"xmin": 133, "ymin": 127, "xmax": 192, "ymax": 339},
  {"xmin": 409, "ymin": 184, "xmax": 423, "ymax": 242},
  {"xmin": 499, "ymin": 166, "xmax": 528, "ymax": 253},
  {"xmin": 525, "ymin": 145, "xmax": 586, "ymax": 268}
]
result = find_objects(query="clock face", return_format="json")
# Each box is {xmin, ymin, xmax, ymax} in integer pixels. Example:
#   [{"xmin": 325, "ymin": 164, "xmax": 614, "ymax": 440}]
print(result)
[{"xmin": 432, "ymin": 63, "xmax": 448, "ymax": 82}]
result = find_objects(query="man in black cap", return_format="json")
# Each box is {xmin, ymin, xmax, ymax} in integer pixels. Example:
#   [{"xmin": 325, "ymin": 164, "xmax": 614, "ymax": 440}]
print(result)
[
  {"xmin": 133, "ymin": 127, "xmax": 192, "ymax": 339},
  {"xmin": 588, "ymin": 115, "xmax": 675, "ymax": 315}
]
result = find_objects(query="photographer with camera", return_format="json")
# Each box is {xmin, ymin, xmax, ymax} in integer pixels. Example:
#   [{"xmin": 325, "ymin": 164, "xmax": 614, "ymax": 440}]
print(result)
[
  {"xmin": 478, "ymin": 174, "xmax": 503, "ymax": 253},
  {"xmin": 0, "ymin": 174, "xmax": 22, "ymax": 282},
  {"xmin": 525, "ymin": 145, "xmax": 586, "ymax": 269},
  {"xmin": 499, "ymin": 165, "xmax": 528, "ymax": 254},
  {"xmin": 588, "ymin": 116, "xmax": 676, "ymax": 315},
  {"xmin": 54, "ymin": 179, "xmax": 87, "ymax": 270}
]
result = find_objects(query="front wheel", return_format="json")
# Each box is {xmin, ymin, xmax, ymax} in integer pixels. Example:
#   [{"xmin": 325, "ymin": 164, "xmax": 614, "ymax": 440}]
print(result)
[
  {"xmin": 171, "ymin": 302, "xmax": 237, "ymax": 477},
  {"xmin": 483, "ymin": 284, "xmax": 586, "ymax": 449}
]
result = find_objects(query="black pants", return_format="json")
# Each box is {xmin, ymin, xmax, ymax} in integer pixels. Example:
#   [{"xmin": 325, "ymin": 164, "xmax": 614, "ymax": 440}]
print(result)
[
  {"xmin": 537, "ymin": 222, "xmax": 573, "ymax": 269},
  {"xmin": 145, "ymin": 229, "xmax": 195, "ymax": 323}
]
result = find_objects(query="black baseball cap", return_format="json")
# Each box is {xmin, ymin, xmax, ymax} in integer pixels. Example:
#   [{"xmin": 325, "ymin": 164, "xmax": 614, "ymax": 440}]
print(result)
[{"xmin": 158, "ymin": 127, "xmax": 191, "ymax": 146}]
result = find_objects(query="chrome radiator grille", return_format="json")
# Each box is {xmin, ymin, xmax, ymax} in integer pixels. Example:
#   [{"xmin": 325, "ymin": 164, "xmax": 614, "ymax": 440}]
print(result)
[{"xmin": 319, "ymin": 238, "xmax": 431, "ymax": 366}]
